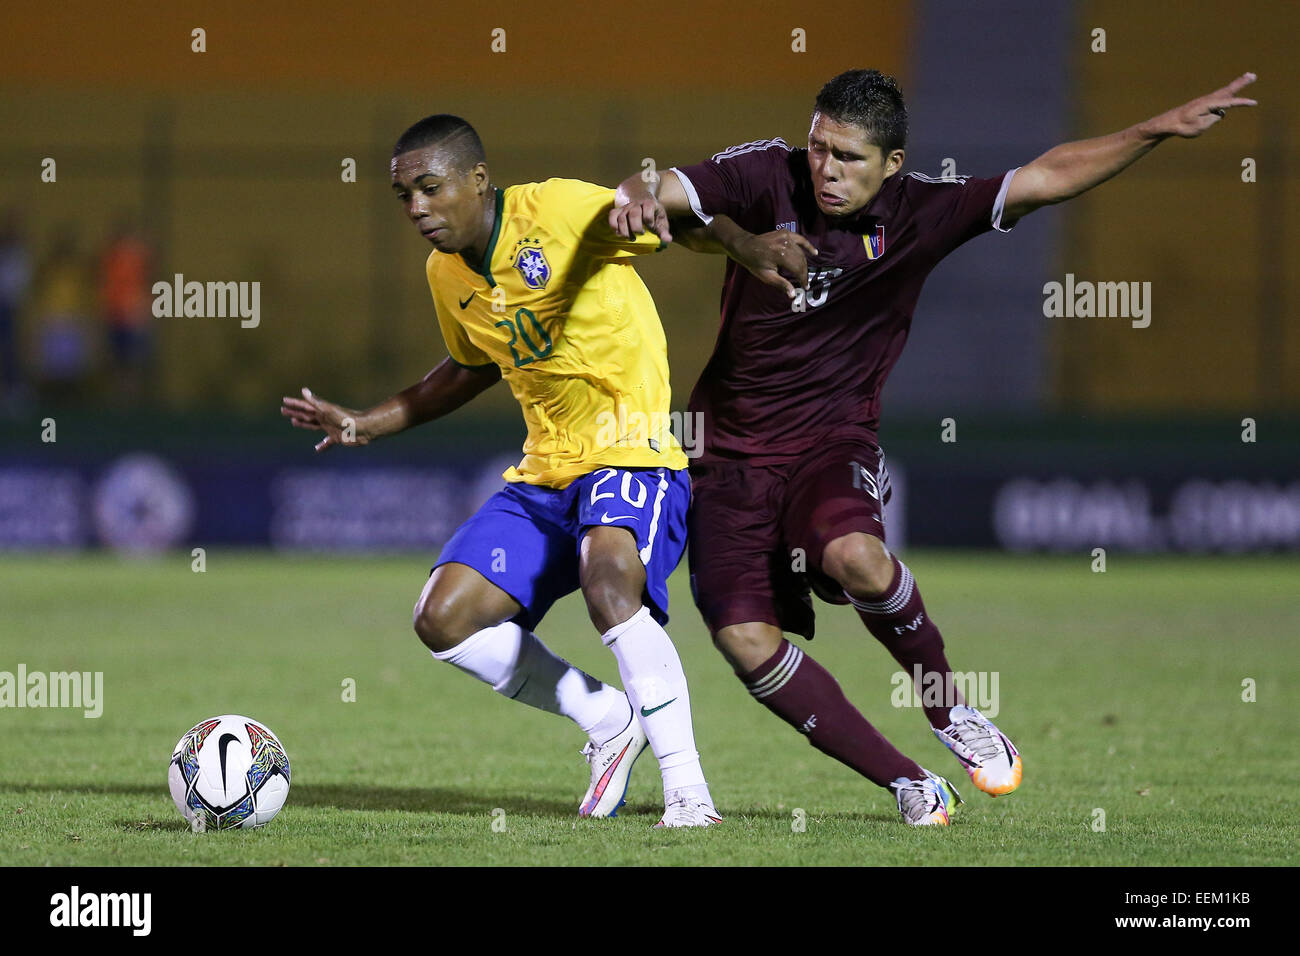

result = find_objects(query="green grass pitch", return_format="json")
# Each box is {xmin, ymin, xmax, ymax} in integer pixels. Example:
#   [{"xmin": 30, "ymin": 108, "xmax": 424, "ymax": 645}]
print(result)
[{"xmin": 1, "ymin": 551, "xmax": 1296, "ymax": 866}]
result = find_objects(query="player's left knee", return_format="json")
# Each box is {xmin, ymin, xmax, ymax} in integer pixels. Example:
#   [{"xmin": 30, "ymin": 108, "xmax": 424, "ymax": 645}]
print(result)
[
  {"xmin": 580, "ymin": 527, "xmax": 646, "ymax": 633},
  {"xmin": 822, "ymin": 532, "xmax": 894, "ymax": 599},
  {"xmin": 581, "ymin": 571, "xmax": 645, "ymax": 635}
]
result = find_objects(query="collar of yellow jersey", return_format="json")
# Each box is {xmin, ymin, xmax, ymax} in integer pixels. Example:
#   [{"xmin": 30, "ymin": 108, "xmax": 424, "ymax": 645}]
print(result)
[{"xmin": 459, "ymin": 186, "xmax": 505, "ymax": 288}]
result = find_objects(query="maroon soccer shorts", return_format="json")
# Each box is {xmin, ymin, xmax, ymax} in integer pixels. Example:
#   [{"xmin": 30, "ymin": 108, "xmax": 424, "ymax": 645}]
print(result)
[{"xmin": 688, "ymin": 431, "xmax": 893, "ymax": 640}]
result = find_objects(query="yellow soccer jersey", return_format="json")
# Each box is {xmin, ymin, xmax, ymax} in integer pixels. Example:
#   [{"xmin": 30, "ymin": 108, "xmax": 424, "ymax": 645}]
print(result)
[{"xmin": 426, "ymin": 179, "xmax": 689, "ymax": 488}]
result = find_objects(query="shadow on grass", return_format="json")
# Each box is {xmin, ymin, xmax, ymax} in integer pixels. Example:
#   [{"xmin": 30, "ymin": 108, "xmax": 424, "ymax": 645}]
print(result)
[
  {"xmin": 0, "ymin": 781, "xmax": 574, "ymax": 817},
  {"xmin": 292, "ymin": 783, "xmax": 576, "ymax": 816},
  {"xmin": 115, "ymin": 818, "xmax": 190, "ymax": 832},
  {"xmin": 3, "ymin": 783, "xmax": 894, "ymax": 823}
]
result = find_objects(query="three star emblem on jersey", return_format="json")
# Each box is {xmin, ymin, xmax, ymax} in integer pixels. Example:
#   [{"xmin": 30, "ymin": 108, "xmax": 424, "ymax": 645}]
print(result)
[{"xmin": 512, "ymin": 238, "xmax": 551, "ymax": 290}]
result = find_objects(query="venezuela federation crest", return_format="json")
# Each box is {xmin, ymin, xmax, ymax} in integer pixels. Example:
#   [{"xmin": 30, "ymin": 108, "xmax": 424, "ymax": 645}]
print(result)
[
  {"xmin": 512, "ymin": 238, "xmax": 551, "ymax": 290},
  {"xmin": 863, "ymin": 224, "xmax": 886, "ymax": 260}
]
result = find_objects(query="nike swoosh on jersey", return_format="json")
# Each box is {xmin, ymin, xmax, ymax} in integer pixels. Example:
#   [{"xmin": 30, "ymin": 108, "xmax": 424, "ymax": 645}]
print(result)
[
  {"xmin": 458, "ymin": 292, "xmax": 475, "ymax": 309},
  {"xmin": 600, "ymin": 514, "xmax": 636, "ymax": 523}
]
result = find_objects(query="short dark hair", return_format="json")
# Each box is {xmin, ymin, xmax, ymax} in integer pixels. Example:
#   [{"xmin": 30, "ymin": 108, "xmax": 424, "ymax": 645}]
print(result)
[
  {"xmin": 813, "ymin": 70, "xmax": 908, "ymax": 154},
  {"xmin": 392, "ymin": 114, "xmax": 486, "ymax": 171}
]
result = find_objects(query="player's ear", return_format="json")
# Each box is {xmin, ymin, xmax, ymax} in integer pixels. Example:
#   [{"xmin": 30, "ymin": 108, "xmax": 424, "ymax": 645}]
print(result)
[
  {"xmin": 883, "ymin": 149, "xmax": 905, "ymax": 178},
  {"xmin": 471, "ymin": 162, "xmax": 490, "ymax": 194}
]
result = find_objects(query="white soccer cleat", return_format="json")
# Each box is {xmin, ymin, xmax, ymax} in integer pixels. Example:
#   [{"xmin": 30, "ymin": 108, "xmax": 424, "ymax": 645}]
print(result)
[
  {"xmin": 654, "ymin": 789, "xmax": 723, "ymax": 828},
  {"xmin": 890, "ymin": 768, "xmax": 963, "ymax": 826},
  {"xmin": 578, "ymin": 715, "xmax": 648, "ymax": 818},
  {"xmin": 933, "ymin": 704, "xmax": 1023, "ymax": 797}
]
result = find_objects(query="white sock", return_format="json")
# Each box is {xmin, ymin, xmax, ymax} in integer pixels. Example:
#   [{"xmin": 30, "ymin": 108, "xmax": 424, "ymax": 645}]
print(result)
[
  {"xmin": 602, "ymin": 606, "xmax": 708, "ymax": 797},
  {"xmin": 432, "ymin": 621, "xmax": 631, "ymax": 743}
]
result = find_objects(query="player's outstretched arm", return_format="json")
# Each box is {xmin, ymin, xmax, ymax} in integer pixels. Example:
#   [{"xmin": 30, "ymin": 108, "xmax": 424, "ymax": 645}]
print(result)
[
  {"xmin": 612, "ymin": 167, "xmax": 817, "ymax": 297},
  {"xmin": 1004, "ymin": 72, "xmax": 1257, "ymax": 222},
  {"xmin": 686, "ymin": 217, "xmax": 818, "ymax": 298},
  {"xmin": 280, "ymin": 358, "xmax": 501, "ymax": 453}
]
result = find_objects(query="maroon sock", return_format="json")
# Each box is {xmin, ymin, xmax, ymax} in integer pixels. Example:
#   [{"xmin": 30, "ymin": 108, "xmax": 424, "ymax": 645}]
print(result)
[
  {"xmin": 847, "ymin": 556, "xmax": 962, "ymax": 730},
  {"xmin": 740, "ymin": 639, "xmax": 922, "ymax": 787}
]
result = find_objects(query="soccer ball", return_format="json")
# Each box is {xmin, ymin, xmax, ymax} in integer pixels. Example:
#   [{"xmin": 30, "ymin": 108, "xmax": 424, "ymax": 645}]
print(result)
[{"xmin": 168, "ymin": 715, "xmax": 291, "ymax": 830}]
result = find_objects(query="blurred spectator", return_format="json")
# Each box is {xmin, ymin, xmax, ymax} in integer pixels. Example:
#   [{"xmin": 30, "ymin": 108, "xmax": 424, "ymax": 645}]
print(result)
[
  {"xmin": 32, "ymin": 233, "xmax": 94, "ymax": 401},
  {"xmin": 99, "ymin": 219, "xmax": 154, "ymax": 402},
  {"xmin": 0, "ymin": 207, "xmax": 30, "ymax": 408}
]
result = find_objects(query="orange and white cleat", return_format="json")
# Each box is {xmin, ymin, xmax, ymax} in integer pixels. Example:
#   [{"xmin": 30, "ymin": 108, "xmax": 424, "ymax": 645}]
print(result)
[
  {"xmin": 890, "ymin": 769, "xmax": 963, "ymax": 826},
  {"xmin": 934, "ymin": 705, "xmax": 1023, "ymax": 796}
]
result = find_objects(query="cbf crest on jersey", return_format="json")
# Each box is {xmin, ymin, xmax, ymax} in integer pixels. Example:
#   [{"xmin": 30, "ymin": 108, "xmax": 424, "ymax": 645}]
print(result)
[
  {"xmin": 863, "ymin": 224, "xmax": 886, "ymax": 260},
  {"xmin": 512, "ymin": 238, "xmax": 551, "ymax": 290}
]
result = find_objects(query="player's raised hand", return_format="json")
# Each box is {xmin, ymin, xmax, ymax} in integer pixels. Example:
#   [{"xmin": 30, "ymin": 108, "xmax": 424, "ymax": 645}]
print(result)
[
  {"xmin": 280, "ymin": 387, "xmax": 369, "ymax": 453},
  {"xmin": 733, "ymin": 230, "xmax": 819, "ymax": 299},
  {"xmin": 1144, "ymin": 72, "xmax": 1258, "ymax": 139},
  {"xmin": 609, "ymin": 197, "xmax": 673, "ymax": 243}
]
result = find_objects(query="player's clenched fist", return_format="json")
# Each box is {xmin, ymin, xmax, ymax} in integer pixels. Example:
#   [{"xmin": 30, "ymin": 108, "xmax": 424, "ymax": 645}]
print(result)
[
  {"xmin": 609, "ymin": 196, "xmax": 673, "ymax": 243},
  {"xmin": 280, "ymin": 387, "xmax": 371, "ymax": 452},
  {"xmin": 731, "ymin": 230, "xmax": 819, "ymax": 299}
]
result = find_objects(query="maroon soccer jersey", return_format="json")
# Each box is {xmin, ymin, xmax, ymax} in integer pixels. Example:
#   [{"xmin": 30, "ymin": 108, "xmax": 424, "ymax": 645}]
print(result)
[{"xmin": 672, "ymin": 139, "xmax": 1018, "ymax": 464}]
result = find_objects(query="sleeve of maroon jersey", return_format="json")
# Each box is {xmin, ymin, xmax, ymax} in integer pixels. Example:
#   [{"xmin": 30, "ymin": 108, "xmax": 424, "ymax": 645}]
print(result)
[
  {"xmin": 669, "ymin": 139, "xmax": 791, "ymax": 231},
  {"xmin": 905, "ymin": 168, "xmax": 1020, "ymax": 260}
]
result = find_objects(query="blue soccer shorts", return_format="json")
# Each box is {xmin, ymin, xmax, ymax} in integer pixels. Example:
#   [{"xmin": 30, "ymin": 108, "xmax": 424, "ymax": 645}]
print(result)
[{"xmin": 433, "ymin": 466, "xmax": 690, "ymax": 630}]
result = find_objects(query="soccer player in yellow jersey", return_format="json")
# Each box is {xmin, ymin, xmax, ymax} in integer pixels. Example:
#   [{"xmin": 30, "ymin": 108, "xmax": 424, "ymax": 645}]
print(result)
[{"xmin": 281, "ymin": 114, "xmax": 719, "ymax": 827}]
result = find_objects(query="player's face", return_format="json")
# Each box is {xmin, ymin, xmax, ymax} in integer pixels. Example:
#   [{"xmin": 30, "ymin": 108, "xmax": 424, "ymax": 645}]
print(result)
[
  {"xmin": 390, "ymin": 146, "xmax": 489, "ymax": 253},
  {"xmin": 807, "ymin": 113, "xmax": 904, "ymax": 218}
]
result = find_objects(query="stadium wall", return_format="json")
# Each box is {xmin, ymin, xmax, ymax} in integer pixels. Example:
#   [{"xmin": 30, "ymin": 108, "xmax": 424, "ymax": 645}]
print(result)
[
  {"xmin": 3, "ymin": 412, "xmax": 1297, "ymax": 554},
  {"xmin": 0, "ymin": 1, "xmax": 910, "ymax": 414},
  {"xmin": 1059, "ymin": 0, "xmax": 1299, "ymax": 412}
]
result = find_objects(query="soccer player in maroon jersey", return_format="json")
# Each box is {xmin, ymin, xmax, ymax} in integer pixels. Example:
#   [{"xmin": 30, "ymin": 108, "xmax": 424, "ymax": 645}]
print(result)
[{"xmin": 610, "ymin": 68, "xmax": 1257, "ymax": 824}]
